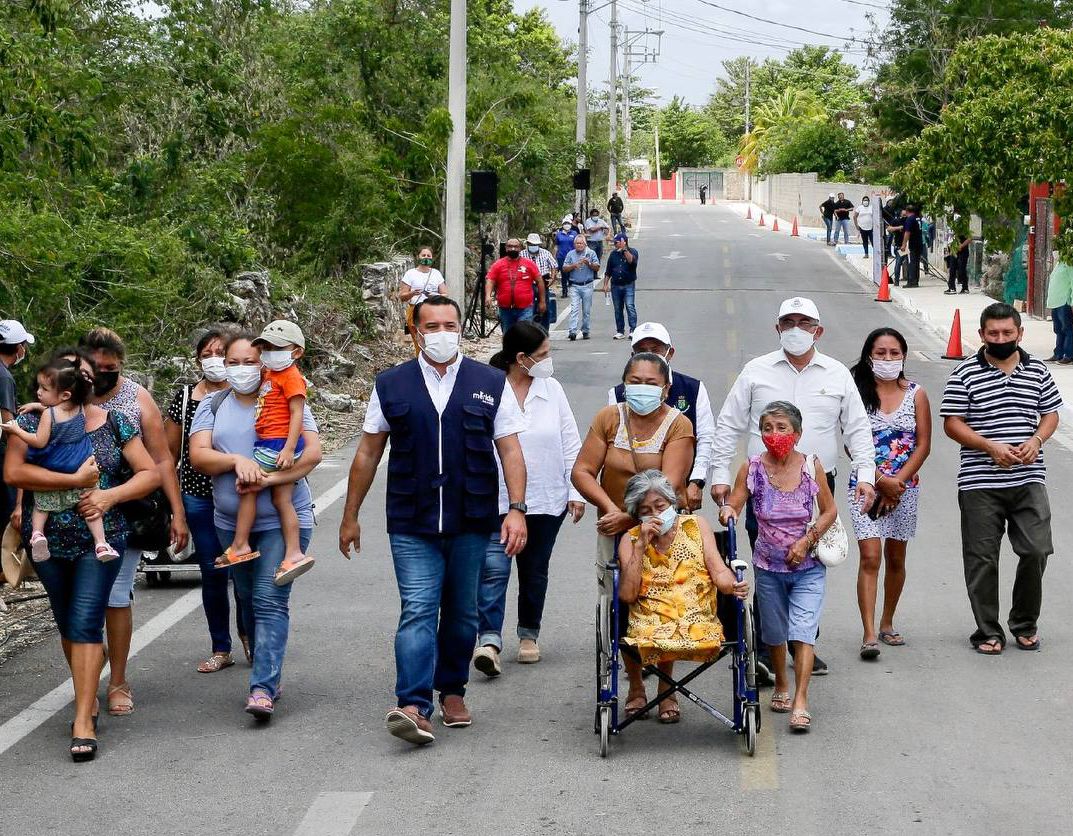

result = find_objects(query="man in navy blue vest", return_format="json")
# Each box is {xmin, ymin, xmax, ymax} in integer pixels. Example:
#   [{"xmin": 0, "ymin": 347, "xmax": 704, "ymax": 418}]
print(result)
[
  {"xmin": 607, "ymin": 321, "xmax": 715, "ymax": 511},
  {"xmin": 339, "ymin": 296, "xmax": 528, "ymax": 746}
]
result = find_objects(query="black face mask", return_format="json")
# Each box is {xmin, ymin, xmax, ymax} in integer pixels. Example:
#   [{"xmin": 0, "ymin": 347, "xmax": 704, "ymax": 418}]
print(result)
[
  {"xmin": 506, "ymin": 250, "xmax": 520, "ymax": 259},
  {"xmin": 92, "ymin": 370, "xmax": 120, "ymax": 396},
  {"xmin": 985, "ymin": 340, "xmax": 1019, "ymax": 361}
]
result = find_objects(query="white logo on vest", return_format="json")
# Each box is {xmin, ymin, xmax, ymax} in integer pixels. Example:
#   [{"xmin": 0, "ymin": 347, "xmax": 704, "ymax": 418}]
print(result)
[{"xmin": 473, "ymin": 392, "xmax": 495, "ymax": 406}]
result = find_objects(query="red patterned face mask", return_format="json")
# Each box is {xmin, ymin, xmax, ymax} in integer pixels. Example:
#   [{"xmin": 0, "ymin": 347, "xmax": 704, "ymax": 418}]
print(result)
[{"xmin": 762, "ymin": 432, "xmax": 796, "ymax": 459}]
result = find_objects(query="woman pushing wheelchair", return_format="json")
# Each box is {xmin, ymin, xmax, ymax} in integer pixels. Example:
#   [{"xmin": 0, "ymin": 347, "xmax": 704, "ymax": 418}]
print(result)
[{"xmin": 618, "ymin": 470, "xmax": 748, "ymax": 723}]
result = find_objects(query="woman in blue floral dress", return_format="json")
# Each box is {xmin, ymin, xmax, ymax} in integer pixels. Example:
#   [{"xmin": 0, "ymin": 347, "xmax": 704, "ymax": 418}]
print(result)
[
  {"xmin": 849, "ymin": 328, "xmax": 932, "ymax": 660},
  {"xmin": 5, "ymin": 354, "xmax": 160, "ymax": 762}
]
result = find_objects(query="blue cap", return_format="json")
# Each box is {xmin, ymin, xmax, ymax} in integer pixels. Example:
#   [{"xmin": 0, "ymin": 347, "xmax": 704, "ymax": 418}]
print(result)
[{"xmin": 614, "ymin": 233, "xmax": 628, "ymax": 242}]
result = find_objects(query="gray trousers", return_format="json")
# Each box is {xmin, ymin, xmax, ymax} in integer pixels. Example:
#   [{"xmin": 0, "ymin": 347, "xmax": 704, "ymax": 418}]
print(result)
[{"xmin": 958, "ymin": 484, "xmax": 1052, "ymax": 647}]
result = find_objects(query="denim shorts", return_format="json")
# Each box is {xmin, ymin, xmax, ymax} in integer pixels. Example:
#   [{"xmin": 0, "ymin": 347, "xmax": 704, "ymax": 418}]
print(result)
[
  {"xmin": 35, "ymin": 544, "xmax": 126, "ymax": 643},
  {"xmin": 108, "ymin": 545, "xmax": 140, "ymax": 608},
  {"xmin": 754, "ymin": 564, "xmax": 826, "ymax": 646}
]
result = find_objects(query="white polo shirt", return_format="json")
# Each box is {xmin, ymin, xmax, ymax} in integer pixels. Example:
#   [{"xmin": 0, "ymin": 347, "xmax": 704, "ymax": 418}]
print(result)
[{"xmin": 709, "ymin": 348, "xmax": 877, "ymax": 486}]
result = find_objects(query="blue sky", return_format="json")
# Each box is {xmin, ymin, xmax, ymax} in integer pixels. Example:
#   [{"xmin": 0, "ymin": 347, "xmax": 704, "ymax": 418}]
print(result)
[{"xmin": 514, "ymin": 0, "xmax": 887, "ymax": 105}]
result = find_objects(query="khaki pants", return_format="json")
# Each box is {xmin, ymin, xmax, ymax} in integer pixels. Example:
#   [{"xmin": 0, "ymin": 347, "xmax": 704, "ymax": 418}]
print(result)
[{"xmin": 958, "ymin": 484, "xmax": 1052, "ymax": 647}]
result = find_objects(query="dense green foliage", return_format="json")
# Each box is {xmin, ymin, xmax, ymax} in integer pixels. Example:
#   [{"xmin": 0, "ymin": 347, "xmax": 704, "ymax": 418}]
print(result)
[
  {"xmin": 653, "ymin": 97, "xmax": 732, "ymax": 172},
  {"xmin": 900, "ymin": 29, "xmax": 1073, "ymax": 256},
  {"xmin": 0, "ymin": 0, "xmax": 580, "ymax": 367}
]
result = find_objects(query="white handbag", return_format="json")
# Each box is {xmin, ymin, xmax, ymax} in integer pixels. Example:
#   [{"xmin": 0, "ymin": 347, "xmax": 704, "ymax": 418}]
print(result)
[{"xmin": 806, "ymin": 455, "xmax": 848, "ymax": 568}]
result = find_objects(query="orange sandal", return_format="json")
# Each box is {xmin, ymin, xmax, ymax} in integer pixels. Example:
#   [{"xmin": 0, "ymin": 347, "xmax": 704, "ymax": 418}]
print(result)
[{"xmin": 215, "ymin": 547, "xmax": 260, "ymax": 568}]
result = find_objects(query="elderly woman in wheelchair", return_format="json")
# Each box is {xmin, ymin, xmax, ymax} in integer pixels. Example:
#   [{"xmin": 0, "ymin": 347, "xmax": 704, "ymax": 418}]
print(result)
[{"xmin": 617, "ymin": 469, "xmax": 749, "ymax": 723}]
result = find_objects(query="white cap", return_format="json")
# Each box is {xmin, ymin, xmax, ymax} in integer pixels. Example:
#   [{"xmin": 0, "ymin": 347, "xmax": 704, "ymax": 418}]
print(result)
[
  {"xmin": 828, "ymin": 192, "xmax": 836, "ymax": 198},
  {"xmin": 630, "ymin": 322, "xmax": 672, "ymax": 348},
  {"xmin": 777, "ymin": 297, "xmax": 820, "ymax": 322},
  {"xmin": 526, "ymin": 233, "xmax": 542, "ymax": 245},
  {"xmin": 562, "ymin": 213, "xmax": 574, "ymax": 224},
  {"xmin": 0, "ymin": 320, "xmax": 35, "ymax": 346}
]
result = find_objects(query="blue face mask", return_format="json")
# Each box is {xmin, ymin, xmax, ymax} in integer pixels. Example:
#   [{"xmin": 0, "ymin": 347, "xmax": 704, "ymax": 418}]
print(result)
[
  {"xmin": 645, "ymin": 505, "xmax": 678, "ymax": 535},
  {"xmin": 624, "ymin": 383, "xmax": 663, "ymax": 416}
]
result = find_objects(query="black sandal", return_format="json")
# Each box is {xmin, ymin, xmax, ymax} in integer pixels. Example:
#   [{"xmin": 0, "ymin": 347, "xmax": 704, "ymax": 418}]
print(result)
[{"xmin": 70, "ymin": 737, "xmax": 98, "ymax": 762}]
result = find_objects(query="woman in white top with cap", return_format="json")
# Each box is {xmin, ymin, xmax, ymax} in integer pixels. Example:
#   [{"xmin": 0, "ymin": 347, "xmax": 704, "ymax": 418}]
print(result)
[
  {"xmin": 473, "ymin": 321, "xmax": 586, "ymax": 675},
  {"xmin": 399, "ymin": 246, "xmax": 448, "ymax": 353}
]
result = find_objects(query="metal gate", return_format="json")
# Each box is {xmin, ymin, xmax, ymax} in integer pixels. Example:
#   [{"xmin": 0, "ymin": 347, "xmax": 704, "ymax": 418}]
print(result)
[{"xmin": 681, "ymin": 170, "xmax": 724, "ymax": 200}]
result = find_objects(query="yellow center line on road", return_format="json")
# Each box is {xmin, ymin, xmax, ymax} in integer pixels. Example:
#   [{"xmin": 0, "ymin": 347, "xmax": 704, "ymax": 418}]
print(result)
[{"xmin": 740, "ymin": 722, "xmax": 779, "ymax": 790}]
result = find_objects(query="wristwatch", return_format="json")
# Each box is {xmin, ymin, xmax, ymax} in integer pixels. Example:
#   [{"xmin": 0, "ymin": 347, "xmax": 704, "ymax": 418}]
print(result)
[
  {"xmin": 509, "ymin": 502, "xmax": 528, "ymax": 514},
  {"xmin": 689, "ymin": 478, "xmax": 706, "ymax": 489}
]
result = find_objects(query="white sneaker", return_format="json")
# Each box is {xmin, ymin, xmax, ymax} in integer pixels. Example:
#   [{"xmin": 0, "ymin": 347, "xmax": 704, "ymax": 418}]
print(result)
[
  {"xmin": 472, "ymin": 645, "xmax": 501, "ymax": 677},
  {"xmin": 612, "ymin": 332, "xmax": 626, "ymax": 340}
]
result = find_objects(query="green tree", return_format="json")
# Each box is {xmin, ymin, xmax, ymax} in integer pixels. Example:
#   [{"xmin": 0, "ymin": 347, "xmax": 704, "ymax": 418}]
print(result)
[
  {"xmin": 739, "ymin": 89, "xmax": 825, "ymax": 173},
  {"xmin": 656, "ymin": 97, "xmax": 732, "ymax": 171},
  {"xmin": 870, "ymin": 0, "xmax": 1072, "ymax": 142},
  {"xmin": 761, "ymin": 121, "xmax": 859, "ymax": 178},
  {"xmin": 901, "ymin": 29, "xmax": 1073, "ymax": 256}
]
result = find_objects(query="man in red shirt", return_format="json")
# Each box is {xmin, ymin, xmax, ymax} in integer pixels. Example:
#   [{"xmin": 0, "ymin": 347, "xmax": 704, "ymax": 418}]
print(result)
[{"xmin": 485, "ymin": 238, "xmax": 546, "ymax": 333}]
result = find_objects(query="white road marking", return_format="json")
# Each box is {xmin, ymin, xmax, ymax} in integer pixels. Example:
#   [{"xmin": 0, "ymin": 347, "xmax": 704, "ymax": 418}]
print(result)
[
  {"xmin": 0, "ymin": 480, "xmax": 351, "ymax": 758},
  {"xmin": 292, "ymin": 791, "xmax": 373, "ymax": 836},
  {"xmin": 768, "ymin": 253, "xmax": 790, "ymax": 262},
  {"xmin": 633, "ymin": 203, "xmax": 643, "ymax": 235},
  {"xmin": 663, "ymin": 251, "xmax": 685, "ymax": 260}
]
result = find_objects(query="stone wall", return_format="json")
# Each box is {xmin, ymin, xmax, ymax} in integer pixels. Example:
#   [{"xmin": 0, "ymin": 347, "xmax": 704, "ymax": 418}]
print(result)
[
  {"xmin": 747, "ymin": 173, "xmax": 886, "ymax": 228},
  {"xmin": 361, "ymin": 256, "xmax": 414, "ymax": 336}
]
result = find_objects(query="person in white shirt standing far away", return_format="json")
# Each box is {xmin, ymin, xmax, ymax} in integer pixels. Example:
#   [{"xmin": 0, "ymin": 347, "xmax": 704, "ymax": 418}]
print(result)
[{"xmin": 709, "ymin": 297, "xmax": 877, "ymax": 677}]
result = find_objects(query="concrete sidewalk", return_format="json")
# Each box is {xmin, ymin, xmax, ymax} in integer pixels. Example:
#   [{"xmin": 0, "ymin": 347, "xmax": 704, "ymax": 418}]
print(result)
[{"xmin": 723, "ymin": 200, "xmax": 1073, "ymax": 407}]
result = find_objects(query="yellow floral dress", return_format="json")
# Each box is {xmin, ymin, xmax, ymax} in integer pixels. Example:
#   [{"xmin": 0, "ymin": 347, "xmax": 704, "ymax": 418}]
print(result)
[{"xmin": 623, "ymin": 515, "xmax": 724, "ymax": 665}]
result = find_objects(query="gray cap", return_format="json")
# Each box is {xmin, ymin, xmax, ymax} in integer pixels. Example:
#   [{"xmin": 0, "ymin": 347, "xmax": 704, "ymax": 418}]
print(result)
[{"xmin": 254, "ymin": 320, "xmax": 306, "ymax": 349}]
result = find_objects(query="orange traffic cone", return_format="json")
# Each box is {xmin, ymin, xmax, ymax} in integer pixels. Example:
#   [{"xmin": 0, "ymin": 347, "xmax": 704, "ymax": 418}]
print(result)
[
  {"xmin": 791, "ymin": 217, "xmax": 799, "ymax": 237},
  {"xmin": 941, "ymin": 310, "xmax": 967, "ymax": 360},
  {"xmin": 875, "ymin": 264, "xmax": 892, "ymax": 303},
  {"xmin": 772, "ymin": 217, "xmax": 780, "ymax": 232},
  {"xmin": 746, "ymin": 206, "xmax": 752, "ymax": 220},
  {"xmin": 759, "ymin": 213, "xmax": 765, "ymax": 227}
]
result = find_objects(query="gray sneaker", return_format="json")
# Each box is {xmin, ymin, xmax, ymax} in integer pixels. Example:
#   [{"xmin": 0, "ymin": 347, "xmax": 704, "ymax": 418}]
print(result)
[{"xmin": 472, "ymin": 645, "xmax": 502, "ymax": 677}]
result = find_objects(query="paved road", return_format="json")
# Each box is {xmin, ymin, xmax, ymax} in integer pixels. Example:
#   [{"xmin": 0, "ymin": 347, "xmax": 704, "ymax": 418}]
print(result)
[{"xmin": 2, "ymin": 202, "xmax": 1072, "ymax": 835}]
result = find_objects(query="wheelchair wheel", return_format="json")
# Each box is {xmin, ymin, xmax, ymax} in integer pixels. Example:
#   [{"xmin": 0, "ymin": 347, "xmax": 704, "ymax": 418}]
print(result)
[
  {"xmin": 599, "ymin": 706, "xmax": 610, "ymax": 758},
  {"xmin": 743, "ymin": 604, "xmax": 757, "ymax": 691},
  {"xmin": 743, "ymin": 705, "xmax": 758, "ymax": 756}
]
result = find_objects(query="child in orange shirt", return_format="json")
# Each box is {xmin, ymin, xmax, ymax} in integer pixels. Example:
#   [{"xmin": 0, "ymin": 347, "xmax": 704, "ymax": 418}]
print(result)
[{"xmin": 219, "ymin": 320, "xmax": 315, "ymax": 586}]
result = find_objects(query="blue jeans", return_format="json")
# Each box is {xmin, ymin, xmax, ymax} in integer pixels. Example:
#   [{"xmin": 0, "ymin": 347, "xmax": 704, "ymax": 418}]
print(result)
[
  {"xmin": 610, "ymin": 283, "xmax": 637, "ymax": 334},
  {"xmin": 534, "ymin": 295, "xmax": 556, "ymax": 331},
  {"xmin": 610, "ymin": 214, "xmax": 624, "ymax": 235},
  {"xmin": 1053, "ymin": 305, "xmax": 1073, "ymax": 360},
  {"xmin": 186, "ymin": 494, "xmax": 244, "ymax": 653},
  {"xmin": 498, "ymin": 305, "xmax": 533, "ymax": 333},
  {"xmin": 833, "ymin": 218, "xmax": 852, "ymax": 245},
  {"xmin": 755, "ymin": 564, "xmax": 827, "ymax": 646},
  {"xmin": 590, "ymin": 241, "xmax": 604, "ymax": 262},
  {"xmin": 477, "ymin": 513, "xmax": 565, "ymax": 649},
  {"xmin": 568, "ymin": 283, "xmax": 594, "ymax": 336},
  {"xmin": 893, "ymin": 251, "xmax": 906, "ymax": 284},
  {"xmin": 35, "ymin": 540, "xmax": 126, "ymax": 643},
  {"xmin": 388, "ymin": 531, "xmax": 488, "ymax": 717},
  {"xmin": 823, "ymin": 216, "xmax": 833, "ymax": 243},
  {"xmin": 218, "ymin": 525, "xmax": 312, "ymax": 698}
]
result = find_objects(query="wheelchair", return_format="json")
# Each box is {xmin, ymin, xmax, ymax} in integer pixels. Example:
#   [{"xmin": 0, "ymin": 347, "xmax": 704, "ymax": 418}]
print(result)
[{"xmin": 594, "ymin": 518, "xmax": 760, "ymax": 757}]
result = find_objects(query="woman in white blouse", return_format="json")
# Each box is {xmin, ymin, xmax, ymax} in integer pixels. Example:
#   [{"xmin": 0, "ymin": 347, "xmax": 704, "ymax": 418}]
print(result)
[
  {"xmin": 473, "ymin": 322, "xmax": 586, "ymax": 676},
  {"xmin": 399, "ymin": 246, "xmax": 448, "ymax": 352}
]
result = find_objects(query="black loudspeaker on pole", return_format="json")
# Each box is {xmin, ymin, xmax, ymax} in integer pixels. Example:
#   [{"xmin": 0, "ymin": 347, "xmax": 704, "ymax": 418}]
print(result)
[
  {"xmin": 464, "ymin": 170, "xmax": 500, "ymax": 339},
  {"xmin": 470, "ymin": 170, "xmax": 498, "ymax": 213}
]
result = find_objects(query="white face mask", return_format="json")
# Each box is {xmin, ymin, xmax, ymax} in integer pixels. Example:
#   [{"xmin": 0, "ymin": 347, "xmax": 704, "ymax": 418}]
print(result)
[
  {"xmin": 200, "ymin": 356, "xmax": 227, "ymax": 382},
  {"xmin": 524, "ymin": 357, "xmax": 554, "ymax": 379},
  {"xmin": 225, "ymin": 364, "xmax": 262, "ymax": 394},
  {"xmin": 261, "ymin": 349, "xmax": 295, "ymax": 372},
  {"xmin": 527, "ymin": 245, "xmax": 539, "ymax": 254},
  {"xmin": 421, "ymin": 331, "xmax": 460, "ymax": 364},
  {"xmin": 779, "ymin": 327, "xmax": 815, "ymax": 357},
  {"xmin": 872, "ymin": 358, "xmax": 904, "ymax": 381}
]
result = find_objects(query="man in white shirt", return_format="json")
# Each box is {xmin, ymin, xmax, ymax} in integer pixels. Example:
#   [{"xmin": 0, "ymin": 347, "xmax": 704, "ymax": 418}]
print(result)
[
  {"xmin": 339, "ymin": 296, "xmax": 528, "ymax": 746},
  {"xmin": 607, "ymin": 322, "xmax": 715, "ymax": 510},
  {"xmin": 583, "ymin": 208, "xmax": 611, "ymax": 262},
  {"xmin": 710, "ymin": 296, "xmax": 877, "ymax": 676}
]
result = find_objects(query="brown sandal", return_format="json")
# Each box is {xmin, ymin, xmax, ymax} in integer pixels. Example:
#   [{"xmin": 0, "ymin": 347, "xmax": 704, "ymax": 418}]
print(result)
[
  {"xmin": 658, "ymin": 697, "xmax": 681, "ymax": 724},
  {"xmin": 770, "ymin": 691, "xmax": 792, "ymax": 713},
  {"xmin": 624, "ymin": 693, "xmax": 649, "ymax": 720},
  {"xmin": 107, "ymin": 681, "xmax": 134, "ymax": 716},
  {"xmin": 197, "ymin": 652, "xmax": 235, "ymax": 673},
  {"xmin": 215, "ymin": 547, "xmax": 260, "ymax": 568}
]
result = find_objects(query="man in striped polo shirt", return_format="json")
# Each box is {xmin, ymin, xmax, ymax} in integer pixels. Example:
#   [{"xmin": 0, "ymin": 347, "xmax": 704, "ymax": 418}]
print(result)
[{"xmin": 941, "ymin": 302, "xmax": 1062, "ymax": 655}]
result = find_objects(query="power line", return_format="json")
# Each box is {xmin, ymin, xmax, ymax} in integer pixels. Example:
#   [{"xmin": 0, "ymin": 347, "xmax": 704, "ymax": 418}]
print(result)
[{"xmin": 688, "ymin": 0, "xmax": 882, "ymax": 47}]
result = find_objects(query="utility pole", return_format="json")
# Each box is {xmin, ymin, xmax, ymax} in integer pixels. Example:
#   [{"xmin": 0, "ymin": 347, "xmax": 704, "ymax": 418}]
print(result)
[
  {"xmin": 621, "ymin": 28, "xmax": 663, "ymax": 174},
  {"xmin": 654, "ymin": 117, "xmax": 662, "ymax": 200},
  {"xmin": 607, "ymin": 0, "xmax": 618, "ymax": 200},
  {"xmin": 443, "ymin": 0, "xmax": 466, "ymax": 303},
  {"xmin": 744, "ymin": 59, "xmax": 752, "ymax": 203},
  {"xmin": 576, "ymin": 0, "xmax": 588, "ymax": 215}
]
